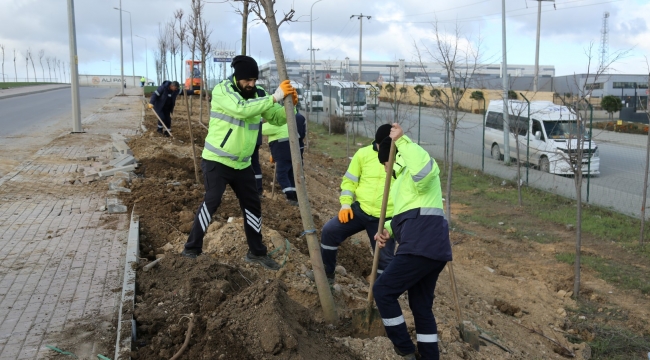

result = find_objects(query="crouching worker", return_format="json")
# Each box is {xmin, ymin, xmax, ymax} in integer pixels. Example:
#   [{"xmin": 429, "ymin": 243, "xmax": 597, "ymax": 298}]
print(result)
[
  {"xmin": 319, "ymin": 124, "xmax": 396, "ymax": 283},
  {"xmin": 373, "ymin": 123, "xmax": 452, "ymax": 360},
  {"xmin": 181, "ymin": 55, "xmax": 296, "ymax": 270},
  {"xmin": 262, "ymin": 110, "xmax": 306, "ymax": 205},
  {"xmin": 148, "ymin": 80, "xmax": 180, "ymax": 137}
]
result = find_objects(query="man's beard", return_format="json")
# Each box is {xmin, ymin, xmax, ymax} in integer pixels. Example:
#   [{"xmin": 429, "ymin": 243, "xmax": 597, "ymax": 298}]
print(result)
[{"xmin": 240, "ymin": 86, "xmax": 257, "ymax": 99}]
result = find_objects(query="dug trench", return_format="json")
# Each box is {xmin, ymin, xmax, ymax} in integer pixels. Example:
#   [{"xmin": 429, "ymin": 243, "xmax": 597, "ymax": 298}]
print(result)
[{"xmin": 119, "ymin": 99, "xmax": 646, "ymax": 359}]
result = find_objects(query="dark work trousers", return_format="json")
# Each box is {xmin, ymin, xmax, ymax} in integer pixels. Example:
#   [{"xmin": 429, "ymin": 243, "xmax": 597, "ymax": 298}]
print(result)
[
  {"xmin": 155, "ymin": 108, "xmax": 172, "ymax": 135},
  {"xmin": 251, "ymin": 144, "xmax": 263, "ymax": 194},
  {"xmin": 184, "ymin": 159, "xmax": 266, "ymax": 256},
  {"xmin": 275, "ymin": 159, "xmax": 295, "ymax": 198},
  {"xmin": 320, "ymin": 201, "xmax": 396, "ymax": 275},
  {"xmin": 373, "ymin": 254, "xmax": 447, "ymax": 360}
]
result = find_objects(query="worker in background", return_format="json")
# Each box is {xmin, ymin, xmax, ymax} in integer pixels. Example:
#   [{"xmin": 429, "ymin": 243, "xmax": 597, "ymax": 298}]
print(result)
[
  {"xmin": 373, "ymin": 123, "xmax": 452, "ymax": 360},
  {"xmin": 262, "ymin": 110, "xmax": 306, "ymax": 205},
  {"xmin": 318, "ymin": 124, "xmax": 396, "ymax": 283},
  {"xmin": 148, "ymin": 80, "xmax": 180, "ymax": 137},
  {"xmin": 181, "ymin": 55, "xmax": 297, "ymax": 271},
  {"xmin": 140, "ymin": 76, "xmax": 146, "ymax": 87}
]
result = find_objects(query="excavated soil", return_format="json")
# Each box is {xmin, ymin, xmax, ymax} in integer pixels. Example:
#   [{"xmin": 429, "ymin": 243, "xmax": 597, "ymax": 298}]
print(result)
[{"xmin": 119, "ymin": 99, "xmax": 649, "ymax": 359}]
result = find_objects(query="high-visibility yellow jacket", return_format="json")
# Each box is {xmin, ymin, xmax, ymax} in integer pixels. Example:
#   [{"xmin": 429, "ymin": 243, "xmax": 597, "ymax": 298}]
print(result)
[
  {"xmin": 340, "ymin": 144, "xmax": 394, "ymax": 218},
  {"xmin": 202, "ymin": 76, "xmax": 287, "ymax": 169},
  {"xmin": 261, "ymin": 122, "xmax": 289, "ymax": 143},
  {"xmin": 385, "ymin": 135, "xmax": 452, "ymax": 261}
]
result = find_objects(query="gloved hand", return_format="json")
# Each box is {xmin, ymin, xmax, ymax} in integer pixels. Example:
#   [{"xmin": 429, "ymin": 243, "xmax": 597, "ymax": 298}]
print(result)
[
  {"xmin": 269, "ymin": 155, "xmax": 274, "ymax": 164},
  {"xmin": 338, "ymin": 204, "xmax": 353, "ymax": 223},
  {"xmin": 291, "ymin": 91, "xmax": 299, "ymax": 106},
  {"xmin": 147, "ymin": 104, "xmax": 153, "ymax": 109},
  {"xmin": 273, "ymin": 80, "xmax": 295, "ymax": 103}
]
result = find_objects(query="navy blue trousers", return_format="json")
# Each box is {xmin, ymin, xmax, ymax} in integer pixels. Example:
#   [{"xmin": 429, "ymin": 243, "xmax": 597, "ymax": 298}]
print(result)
[
  {"xmin": 155, "ymin": 108, "xmax": 172, "ymax": 134},
  {"xmin": 320, "ymin": 202, "xmax": 395, "ymax": 275},
  {"xmin": 373, "ymin": 254, "xmax": 447, "ymax": 360},
  {"xmin": 275, "ymin": 159, "xmax": 295, "ymax": 198}
]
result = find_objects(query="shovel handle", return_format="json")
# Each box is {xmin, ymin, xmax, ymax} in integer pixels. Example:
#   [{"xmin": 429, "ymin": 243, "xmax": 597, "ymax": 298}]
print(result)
[
  {"xmin": 149, "ymin": 107, "xmax": 175, "ymax": 139},
  {"xmin": 366, "ymin": 139, "xmax": 396, "ymax": 306}
]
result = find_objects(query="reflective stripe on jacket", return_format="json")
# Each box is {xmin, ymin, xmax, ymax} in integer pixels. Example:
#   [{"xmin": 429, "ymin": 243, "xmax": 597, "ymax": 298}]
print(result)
[
  {"xmin": 202, "ymin": 76, "xmax": 287, "ymax": 169},
  {"xmin": 385, "ymin": 135, "xmax": 452, "ymax": 261},
  {"xmin": 340, "ymin": 144, "xmax": 394, "ymax": 218}
]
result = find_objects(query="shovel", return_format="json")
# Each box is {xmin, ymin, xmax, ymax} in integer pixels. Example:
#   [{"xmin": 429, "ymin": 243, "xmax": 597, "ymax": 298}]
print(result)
[{"xmin": 351, "ymin": 139, "xmax": 396, "ymax": 337}]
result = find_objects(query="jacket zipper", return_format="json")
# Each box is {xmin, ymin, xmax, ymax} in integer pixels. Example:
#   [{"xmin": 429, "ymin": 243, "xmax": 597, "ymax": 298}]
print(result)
[{"xmin": 220, "ymin": 128, "xmax": 233, "ymax": 148}]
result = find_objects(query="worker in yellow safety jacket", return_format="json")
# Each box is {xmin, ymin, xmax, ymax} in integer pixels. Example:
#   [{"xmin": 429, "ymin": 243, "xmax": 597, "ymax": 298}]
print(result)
[
  {"xmin": 318, "ymin": 124, "xmax": 396, "ymax": 283},
  {"xmin": 181, "ymin": 55, "xmax": 298, "ymax": 271},
  {"xmin": 373, "ymin": 123, "xmax": 452, "ymax": 360}
]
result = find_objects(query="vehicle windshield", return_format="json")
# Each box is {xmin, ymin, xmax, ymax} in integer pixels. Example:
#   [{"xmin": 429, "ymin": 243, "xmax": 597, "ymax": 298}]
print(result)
[
  {"xmin": 543, "ymin": 121, "xmax": 588, "ymax": 140},
  {"xmin": 312, "ymin": 95, "xmax": 323, "ymax": 101},
  {"xmin": 341, "ymin": 88, "xmax": 366, "ymax": 106}
]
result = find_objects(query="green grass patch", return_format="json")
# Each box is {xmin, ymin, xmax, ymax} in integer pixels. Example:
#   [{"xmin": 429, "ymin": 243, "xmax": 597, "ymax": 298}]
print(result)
[
  {"xmin": 308, "ymin": 121, "xmax": 372, "ymax": 159},
  {"xmin": 440, "ymin": 166, "xmax": 650, "ymax": 255},
  {"xmin": 555, "ymin": 252, "xmax": 650, "ymax": 294},
  {"xmin": 0, "ymin": 81, "xmax": 59, "ymax": 89},
  {"xmin": 143, "ymin": 85, "xmax": 157, "ymax": 95},
  {"xmin": 566, "ymin": 301, "xmax": 649, "ymax": 360}
]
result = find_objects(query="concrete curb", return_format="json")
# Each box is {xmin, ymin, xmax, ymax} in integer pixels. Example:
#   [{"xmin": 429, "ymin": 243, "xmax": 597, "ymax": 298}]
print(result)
[
  {"xmin": 0, "ymin": 85, "xmax": 71, "ymax": 100},
  {"xmin": 115, "ymin": 209, "xmax": 139, "ymax": 360}
]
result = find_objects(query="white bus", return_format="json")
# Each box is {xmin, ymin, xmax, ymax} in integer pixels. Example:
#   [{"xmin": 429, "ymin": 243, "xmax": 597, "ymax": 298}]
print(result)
[
  {"xmin": 290, "ymin": 81, "xmax": 304, "ymax": 110},
  {"xmin": 304, "ymin": 89, "xmax": 324, "ymax": 112},
  {"xmin": 484, "ymin": 100, "xmax": 600, "ymax": 175},
  {"xmin": 366, "ymin": 85, "xmax": 380, "ymax": 110},
  {"xmin": 322, "ymin": 80, "xmax": 367, "ymax": 120}
]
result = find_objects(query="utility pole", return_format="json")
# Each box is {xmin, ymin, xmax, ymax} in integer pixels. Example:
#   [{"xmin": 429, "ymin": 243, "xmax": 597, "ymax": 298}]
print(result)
[
  {"xmin": 501, "ymin": 0, "xmax": 510, "ymax": 164},
  {"xmin": 241, "ymin": 0, "xmax": 249, "ymax": 55},
  {"xmin": 533, "ymin": 0, "xmax": 555, "ymax": 92},
  {"xmin": 66, "ymin": 0, "xmax": 82, "ymax": 132},
  {"xmin": 350, "ymin": 14, "xmax": 371, "ymax": 83},
  {"xmin": 119, "ymin": 0, "xmax": 124, "ymax": 95},
  {"xmin": 310, "ymin": 0, "xmax": 323, "ymax": 123}
]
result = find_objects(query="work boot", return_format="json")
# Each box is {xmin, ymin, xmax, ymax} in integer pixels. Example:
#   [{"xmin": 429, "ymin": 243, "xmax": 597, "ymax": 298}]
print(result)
[
  {"xmin": 286, "ymin": 191, "xmax": 299, "ymax": 206},
  {"xmin": 394, "ymin": 346, "xmax": 420, "ymax": 360},
  {"xmin": 305, "ymin": 270, "xmax": 335, "ymax": 284},
  {"xmin": 181, "ymin": 248, "xmax": 201, "ymax": 259},
  {"xmin": 245, "ymin": 251, "xmax": 281, "ymax": 270}
]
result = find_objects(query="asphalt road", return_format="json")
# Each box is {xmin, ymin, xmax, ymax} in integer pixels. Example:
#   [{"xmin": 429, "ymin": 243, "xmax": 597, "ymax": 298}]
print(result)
[
  {"xmin": 0, "ymin": 87, "xmax": 118, "ymax": 137},
  {"xmin": 322, "ymin": 103, "xmax": 648, "ymax": 200}
]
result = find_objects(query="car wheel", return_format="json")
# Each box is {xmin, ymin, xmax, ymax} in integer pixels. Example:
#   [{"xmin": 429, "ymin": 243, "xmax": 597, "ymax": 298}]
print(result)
[
  {"xmin": 491, "ymin": 144, "xmax": 501, "ymax": 160},
  {"xmin": 539, "ymin": 157, "xmax": 550, "ymax": 173}
]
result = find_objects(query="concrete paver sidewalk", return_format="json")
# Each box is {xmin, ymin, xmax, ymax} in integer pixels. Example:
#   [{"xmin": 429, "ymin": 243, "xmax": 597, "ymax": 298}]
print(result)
[{"xmin": 0, "ymin": 89, "xmax": 143, "ymax": 359}]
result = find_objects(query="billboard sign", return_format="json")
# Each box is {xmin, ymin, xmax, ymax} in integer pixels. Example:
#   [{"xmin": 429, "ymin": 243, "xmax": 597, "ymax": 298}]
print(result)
[{"xmin": 214, "ymin": 50, "xmax": 236, "ymax": 62}]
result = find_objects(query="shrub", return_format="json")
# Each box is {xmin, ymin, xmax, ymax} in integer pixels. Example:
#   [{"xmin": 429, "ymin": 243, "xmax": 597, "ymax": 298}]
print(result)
[{"xmin": 328, "ymin": 115, "xmax": 347, "ymax": 134}]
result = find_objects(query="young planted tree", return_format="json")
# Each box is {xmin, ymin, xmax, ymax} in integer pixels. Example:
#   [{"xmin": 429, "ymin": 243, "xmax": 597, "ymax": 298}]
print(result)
[
  {"xmin": 415, "ymin": 20, "xmax": 485, "ymax": 228},
  {"xmin": 246, "ymin": 0, "xmax": 337, "ymax": 324},
  {"xmin": 38, "ymin": 49, "xmax": 45, "ymax": 81},
  {"xmin": 46, "ymin": 56, "xmax": 52, "ymax": 81},
  {"xmin": 13, "ymin": 49, "xmax": 17, "ymax": 81},
  {"xmin": 174, "ymin": 9, "xmax": 187, "ymax": 86},
  {"xmin": 601, "ymin": 95, "xmax": 622, "ymax": 120},
  {"xmin": 0, "ymin": 44, "xmax": 5, "ymax": 82},
  {"xmin": 470, "ymin": 90, "xmax": 485, "ymax": 113},
  {"xmin": 28, "ymin": 48, "xmax": 36, "ymax": 82},
  {"xmin": 24, "ymin": 50, "xmax": 29, "ymax": 82},
  {"xmin": 197, "ymin": 13, "xmax": 213, "ymax": 125},
  {"xmin": 555, "ymin": 43, "xmax": 629, "ymax": 298}
]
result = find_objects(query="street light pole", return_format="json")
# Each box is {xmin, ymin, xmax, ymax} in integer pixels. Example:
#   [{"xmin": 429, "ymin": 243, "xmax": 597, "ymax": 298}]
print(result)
[
  {"xmin": 66, "ymin": 0, "xmax": 82, "ymax": 133},
  {"xmin": 501, "ymin": 0, "xmax": 510, "ymax": 164},
  {"xmin": 351, "ymin": 14, "xmax": 371, "ymax": 83},
  {"xmin": 114, "ymin": 8, "xmax": 135, "ymax": 87},
  {"xmin": 135, "ymin": 35, "xmax": 148, "ymax": 84},
  {"xmin": 310, "ymin": 0, "xmax": 323, "ymax": 122},
  {"xmin": 118, "ymin": 0, "xmax": 124, "ymax": 95},
  {"xmin": 533, "ymin": 0, "xmax": 554, "ymax": 92}
]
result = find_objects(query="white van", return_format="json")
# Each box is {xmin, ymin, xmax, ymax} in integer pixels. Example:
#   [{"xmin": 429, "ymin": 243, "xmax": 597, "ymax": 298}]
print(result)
[
  {"xmin": 484, "ymin": 100, "xmax": 600, "ymax": 175},
  {"xmin": 366, "ymin": 85, "xmax": 380, "ymax": 110},
  {"xmin": 304, "ymin": 89, "xmax": 324, "ymax": 112}
]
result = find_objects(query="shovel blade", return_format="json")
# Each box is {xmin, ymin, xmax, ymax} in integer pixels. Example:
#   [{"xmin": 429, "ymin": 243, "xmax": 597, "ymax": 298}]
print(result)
[{"xmin": 351, "ymin": 307, "xmax": 385, "ymax": 338}]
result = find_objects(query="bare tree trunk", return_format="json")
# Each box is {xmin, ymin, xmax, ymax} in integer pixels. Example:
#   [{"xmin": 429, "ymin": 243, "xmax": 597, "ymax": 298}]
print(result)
[
  {"xmin": 258, "ymin": 0, "xmax": 337, "ymax": 324},
  {"xmin": 13, "ymin": 49, "xmax": 17, "ymax": 81},
  {"xmin": 241, "ymin": 0, "xmax": 249, "ymax": 56},
  {"xmin": 574, "ymin": 170, "xmax": 582, "ymax": 298},
  {"xmin": 641, "ymin": 77, "xmax": 650, "ymax": 244},
  {"xmin": 1, "ymin": 44, "xmax": 5, "ymax": 82},
  {"xmin": 515, "ymin": 136, "xmax": 523, "ymax": 206},
  {"xmin": 445, "ymin": 124, "xmax": 456, "ymax": 226}
]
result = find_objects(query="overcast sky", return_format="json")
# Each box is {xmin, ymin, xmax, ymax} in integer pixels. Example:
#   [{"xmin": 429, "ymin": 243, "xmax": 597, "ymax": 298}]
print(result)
[{"xmin": 0, "ymin": 0, "xmax": 648, "ymax": 82}]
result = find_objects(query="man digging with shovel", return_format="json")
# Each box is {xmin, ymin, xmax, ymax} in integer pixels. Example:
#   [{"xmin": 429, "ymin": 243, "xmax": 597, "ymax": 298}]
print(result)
[
  {"xmin": 181, "ymin": 55, "xmax": 297, "ymax": 270},
  {"xmin": 373, "ymin": 123, "xmax": 452, "ymax": 360}
]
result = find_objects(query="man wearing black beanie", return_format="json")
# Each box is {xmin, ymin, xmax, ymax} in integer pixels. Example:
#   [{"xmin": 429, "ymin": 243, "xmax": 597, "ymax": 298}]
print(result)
[
  {"xmin": 317, "ymin": 124, "xmax": 396, "ymax": 283},
  {"xmin": 181, "ymin": 55, "xmax": 298, "ymax": 271}
]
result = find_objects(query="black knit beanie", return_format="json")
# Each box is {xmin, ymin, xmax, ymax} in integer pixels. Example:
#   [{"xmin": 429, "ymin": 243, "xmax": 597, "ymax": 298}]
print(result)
[
  {"xmin": 378, "ymin": 137, "xmax": 393, "ymax": 164},
  {"xmin": 231, "ymin": 55, "xmax": 259, "ymax": 80},
  {"xmin": 375, "ymin": 124, "xmax": 392, "ymax": 144}
]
